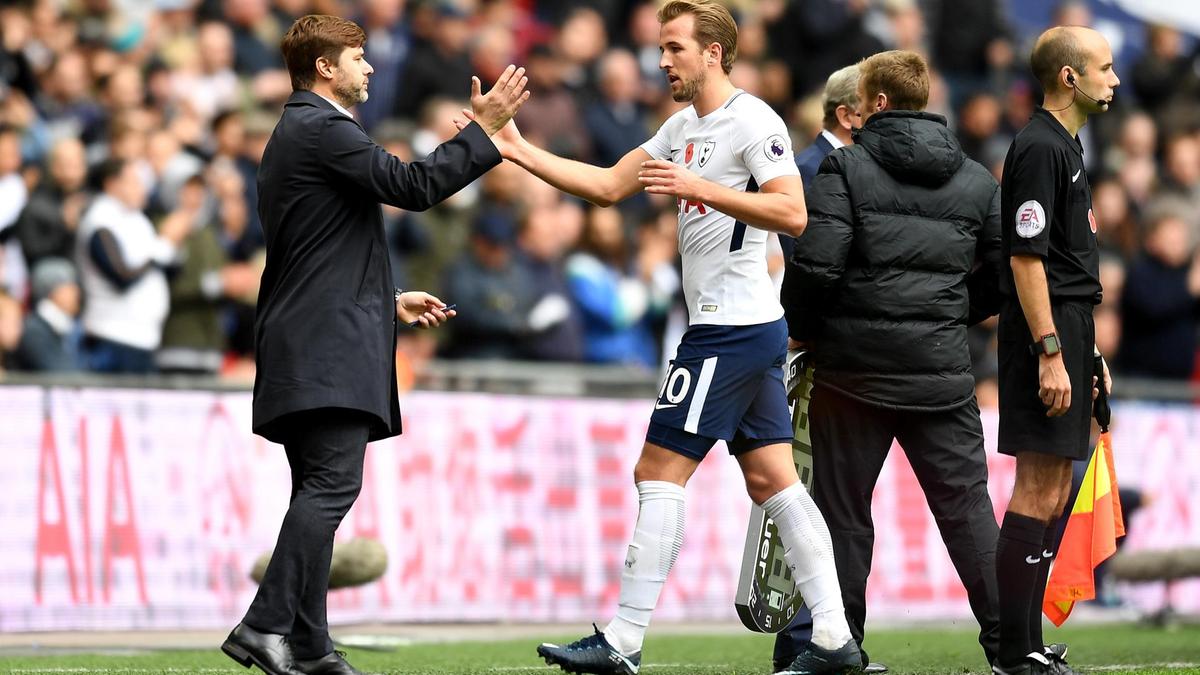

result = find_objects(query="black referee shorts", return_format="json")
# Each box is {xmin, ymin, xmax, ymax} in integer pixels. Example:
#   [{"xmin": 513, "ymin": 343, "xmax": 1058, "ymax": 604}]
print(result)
[{"xmin": 997, "ymin": 300, "xmax": 1095, "ymax": 460}]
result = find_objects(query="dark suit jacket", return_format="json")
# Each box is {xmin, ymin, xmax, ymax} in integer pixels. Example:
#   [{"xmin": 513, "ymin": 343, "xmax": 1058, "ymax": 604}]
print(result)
[
  {"xmin": 783, "ymin": 132, "xmax": 838, "ymax": 260},
  {"xmin": 795, "ymin": 132, "xmax": 837, "ymax": 188},
  {"xmin": 252, "ymin": 90, "xmax": 501, "ymax": 442}
]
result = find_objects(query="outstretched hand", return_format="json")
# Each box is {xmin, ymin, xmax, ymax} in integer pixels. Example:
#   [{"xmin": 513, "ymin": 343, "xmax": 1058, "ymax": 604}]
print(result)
[
  {"xmin": 454, "ymin": 108, "xmax": 524, "ymax": 160},
  {"xmin": 397, "ymin": 291, "xmax": 456, "ymax": 329},
  {"xmin": 470, "ymin": 64, "xmax": 530, "ymax": 136}
]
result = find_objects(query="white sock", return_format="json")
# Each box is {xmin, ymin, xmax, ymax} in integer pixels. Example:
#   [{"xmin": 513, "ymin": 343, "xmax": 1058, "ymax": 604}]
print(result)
[
  {"xmin": 761, "ymin": 481, "xmax": 852, "ymax": 651},
  {"xmin": 603, "ymin": 480, "xmax": 686, "ymax": 656}
]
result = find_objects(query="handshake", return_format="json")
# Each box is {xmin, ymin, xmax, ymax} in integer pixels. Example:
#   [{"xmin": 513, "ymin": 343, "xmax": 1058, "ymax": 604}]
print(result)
[{"xmin": 465, "ymin": 64, "xmax": 530, "ymax": 138}]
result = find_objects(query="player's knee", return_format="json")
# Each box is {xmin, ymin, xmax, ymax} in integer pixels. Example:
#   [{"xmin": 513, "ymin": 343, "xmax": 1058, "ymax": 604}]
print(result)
[{"xmin": 742, "ymin": 469, "xmax": 786, "ymax": 505}]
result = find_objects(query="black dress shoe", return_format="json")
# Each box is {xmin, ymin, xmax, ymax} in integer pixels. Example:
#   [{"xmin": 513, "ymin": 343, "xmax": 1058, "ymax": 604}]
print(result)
[
  {"xmin": 222, "ymin": 623, "xmax": 303, "ymax": 675},
  {"xmin": 295, "ymin": 650, "xmax": 374, "ymax": 675}
]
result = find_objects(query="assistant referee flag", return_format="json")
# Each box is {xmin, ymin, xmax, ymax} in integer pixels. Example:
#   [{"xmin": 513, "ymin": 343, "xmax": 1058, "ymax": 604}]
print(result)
[{"xmin": 1042, "ymin": 358, "xmax": 1125, "ymax": 627}]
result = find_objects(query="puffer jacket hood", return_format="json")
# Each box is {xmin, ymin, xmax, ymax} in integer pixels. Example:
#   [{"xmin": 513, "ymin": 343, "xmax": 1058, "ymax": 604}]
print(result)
[{"xmin": 853, "ymin": 111, "xmax": 965, "ymax": 188}]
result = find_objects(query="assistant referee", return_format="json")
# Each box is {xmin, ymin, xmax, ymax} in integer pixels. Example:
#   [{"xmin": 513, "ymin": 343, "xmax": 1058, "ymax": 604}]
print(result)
[{"xmin": 992, "ymin": 26, "xmax": 1118, "ymax": 675}]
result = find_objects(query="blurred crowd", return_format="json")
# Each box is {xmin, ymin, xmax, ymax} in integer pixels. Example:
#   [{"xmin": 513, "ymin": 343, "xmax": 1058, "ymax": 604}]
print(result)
[{"xmin": 0, "ymin": 0, "xmax": 1198, "ymax": 391}]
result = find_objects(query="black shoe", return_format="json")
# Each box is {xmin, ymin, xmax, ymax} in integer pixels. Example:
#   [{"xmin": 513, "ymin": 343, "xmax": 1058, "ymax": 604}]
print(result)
[
  {"xmin": 776, "ymin": 639, "xmax": 864, "ymax": 675},
  {"xmin": 295, "ymin": 650, "xmax": 373, "ymax": 675},
  {"xmin": 775, "ymin": 657, "xmax": 886, "ymax": 673},
  {"xmin": 221, "ymin": 623, "xmax": 303, "ymax": 675},
  {"xmin": 1043, "ymin": 644, "xmax": 1077, "ymax": 675},
  {"xmin": 536, "ymin": 624, "xmax": 640, "ymax": 674},
  {"xmin": 991, "ymin": 653, "xmax": 1052, "ymax": 675}
]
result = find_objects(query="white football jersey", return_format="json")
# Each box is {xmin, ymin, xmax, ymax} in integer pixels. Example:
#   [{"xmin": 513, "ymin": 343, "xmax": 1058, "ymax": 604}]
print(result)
[{"xmin": 640, "ymin": 90, "xmax": 799, "ymax": 326}]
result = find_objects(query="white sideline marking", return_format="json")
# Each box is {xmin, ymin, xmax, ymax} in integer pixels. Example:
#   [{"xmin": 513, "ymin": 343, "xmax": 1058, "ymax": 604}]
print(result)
[
  {"xmin": 1086, "ymin": 664, "xmax": 1200, "ymax": 671},
  {"xmin": 491, "ymin": 666, "xmax": 734, "ymax": 672}
]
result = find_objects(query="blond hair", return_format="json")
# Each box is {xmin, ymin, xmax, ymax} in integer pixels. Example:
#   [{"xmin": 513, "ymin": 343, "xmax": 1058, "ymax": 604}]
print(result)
[
  {"xmin": 858, "ymin": 50, "xmax": 929, "ymax": 111},
  {"xmin": 657, "ymin": 0, "xmax": 738, "ymax": 74}
]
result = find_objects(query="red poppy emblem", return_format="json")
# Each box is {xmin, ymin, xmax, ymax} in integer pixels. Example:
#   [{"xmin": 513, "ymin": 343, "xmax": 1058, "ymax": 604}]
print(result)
[
  {"xmin": 1088, "ymin": 208, "xmax": 1097, "ymax": 234},
  {"xmin": 684, "ymin": 142, "xmax": 694, "ymax": 164}
]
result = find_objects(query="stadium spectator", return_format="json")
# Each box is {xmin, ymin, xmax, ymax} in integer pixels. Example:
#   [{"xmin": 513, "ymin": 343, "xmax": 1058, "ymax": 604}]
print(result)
[
  {"xmin": 395, "ymin": 3, "xmax": 473, "ymax": 119},
  {"xmin": 567, "ymin": 207, "xmax": 671, "ymax": 369},
  {"xmin": 221, "ymin": 0, "xmax": 286, "ymax": 76},
  {"xmin": 36, "ymin": 51, "xmax": 107, "ymax": 146},
  {"xmin": 439, "ymin": 212, "xmax": 541, "ymax": 360},
  {"xmin": 12, "ymin": 257, "xmax": 82, "ymax": 373},
  {"xmin": 156, "ymin": 175, "xmax": 257, "ymax": 375},
  {"xmin": 1130, "ymin": 24, "xmax": 1197, "ymax": 120},
  {"xmin": 77, "ymin": 158, "xmax": 188, "ymax": 373},
  {"xmin": 781, "ymin": 49, "xmax": 1003, "ymax": 671},
  {"xmin": 0, "ymin": 290, "xmax": 22, "ymax": 374},
  {"xmin": 170, "ymin": 21, "xmax": 240, "ymax": 123},
  {"xmin": 1159, "ymin": 133, "xmax": 1200, "ymax": 213},
  {"xmin": 0, "ymin": 124, "xmax": 30, "ymax": 300},
  {"xmin": 14, "ymin": 137, "xmax": 89, "ymax": 270},
  {"xmin": 1091, "ymin": 178, "xmax": 1140, "ymax": 260},
  {"xmin": 354, "ymin": 0, "xmax": 411, "ymax": 132},
  {"xmin": 517, "ymin": 43, "xmax": 593, "ymax": 161},
  {"xmin": 584, "ymin": 49, "xmax": 651, "ymax": 168},
  {"xmin": 957, "ymin": 91, "xmax": 1009, "ymax": 167},
  {"xmin": 766, "ymin": 0, "xmax": 883, "ymax": 103},
  {"xmin": 515, "ymin": 199, "xmax": 586, "ymax": 362},
  {"xmin": 1118, "ymin": 209, "xmax": 1200, "ymax": 380}
]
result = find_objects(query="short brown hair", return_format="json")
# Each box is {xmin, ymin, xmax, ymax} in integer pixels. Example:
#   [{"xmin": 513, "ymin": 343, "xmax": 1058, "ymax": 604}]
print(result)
[
  {"xmin": 280, "ymin": 15, "xmax": 366, "ymax": 91},
  {"xmin": 657, "ymin": 0, "xmax": 738, "ymax": 74},
  {"xmin": 1030, "ymin": 27, "xmax": 1089, "ymax": 93},
  {"xmin": 858, "ymin": 50, "xmax": 929, "ymax": 111}
]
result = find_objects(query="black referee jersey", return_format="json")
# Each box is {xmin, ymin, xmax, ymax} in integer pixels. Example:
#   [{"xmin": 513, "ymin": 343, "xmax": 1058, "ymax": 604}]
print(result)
[{"xmin": 999, "ymin": 107, "xmax": 1102, "ymax": 305}]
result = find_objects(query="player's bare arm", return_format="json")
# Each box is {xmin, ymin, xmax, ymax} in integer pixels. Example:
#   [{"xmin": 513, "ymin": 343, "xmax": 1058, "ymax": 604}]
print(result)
[
  {"xmin": 1011, "ymin": 254, "xmax": 1071, "ymax": 417},
  {"xmin": 453, "ymin": 110, "xmax": 645, "ymax": 207},
  {"xmin": 638, "ymin": 162, "xmax": 807, "ymax": 237}
]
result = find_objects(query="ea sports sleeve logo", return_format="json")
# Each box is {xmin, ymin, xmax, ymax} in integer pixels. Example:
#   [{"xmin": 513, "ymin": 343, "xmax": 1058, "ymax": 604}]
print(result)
[
  {"xmin": 763, "ymin": 135, "xmax": 788, "ymax": 161},
  {"xmin": 1015, "ymin": 200, "xmax": 1046, "ymax": 238}
]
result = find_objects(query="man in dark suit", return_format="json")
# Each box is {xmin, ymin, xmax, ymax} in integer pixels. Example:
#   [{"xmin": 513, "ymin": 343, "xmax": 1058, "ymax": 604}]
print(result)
[
  {"xmin": 220, "ymin": 15, "xmax": 528, "ymax": 675},
  {"xmin": 773, "ymin": 62, "xmax": 874, "ymax": 674},
  {"xmin": 780, "ymin": 64, "xmax": 861, "ymax": 263}
]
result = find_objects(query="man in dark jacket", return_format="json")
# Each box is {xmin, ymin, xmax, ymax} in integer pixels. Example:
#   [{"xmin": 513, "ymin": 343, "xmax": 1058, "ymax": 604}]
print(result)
[
  {"xmin": 15, "ymin": 138, "xmax": 90, "ymax": 269},
  {"xmin": 781, "ymin": 50, "xmax": 1004, "ymax": 670},
  {"xmin": 222, "ymin": 15, "xmax": 528, "ymax": 675}
]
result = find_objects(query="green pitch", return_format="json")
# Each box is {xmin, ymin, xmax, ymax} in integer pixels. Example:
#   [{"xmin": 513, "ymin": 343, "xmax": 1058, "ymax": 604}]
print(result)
[{"xmin": 3, "ymin": 624, "xmax": 1198, "ymax": 674}]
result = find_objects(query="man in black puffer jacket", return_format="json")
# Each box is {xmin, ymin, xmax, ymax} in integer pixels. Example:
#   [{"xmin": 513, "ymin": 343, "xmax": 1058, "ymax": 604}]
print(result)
[{"xmin": 780, "ymin": 50, "xmax": 1004, "ymax": 671}]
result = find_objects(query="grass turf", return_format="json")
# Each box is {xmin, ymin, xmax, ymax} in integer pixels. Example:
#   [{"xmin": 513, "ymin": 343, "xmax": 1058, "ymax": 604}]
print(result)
[{"xmin": 2, "ymin": 624, "xmax": 1198, "ymax": 674}]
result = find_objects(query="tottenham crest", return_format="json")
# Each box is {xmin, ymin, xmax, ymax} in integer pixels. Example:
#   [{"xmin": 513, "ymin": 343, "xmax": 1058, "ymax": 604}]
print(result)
[{"xmin": 698, "ymin": 139, "xmax": 716, "ymax": 167}]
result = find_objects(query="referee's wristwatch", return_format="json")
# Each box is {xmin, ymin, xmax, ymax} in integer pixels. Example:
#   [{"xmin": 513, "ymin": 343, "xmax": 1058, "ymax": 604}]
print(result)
[{"xmin": 1029, "ymin": 333, "xmax": 1061, "ymax": 357}]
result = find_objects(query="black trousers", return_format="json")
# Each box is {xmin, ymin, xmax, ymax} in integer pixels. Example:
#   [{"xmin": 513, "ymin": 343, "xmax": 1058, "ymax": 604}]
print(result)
[
  {"xmin": 242, "ymin": 408, "xmax": 372, "ymax": 660},
  {"xmin": 777, "ymin": 385, "xmax": 1000, "ymax": 665}
]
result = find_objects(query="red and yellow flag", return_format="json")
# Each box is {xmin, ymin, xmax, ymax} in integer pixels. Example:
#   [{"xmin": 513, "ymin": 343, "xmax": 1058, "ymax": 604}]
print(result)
[{"xmin": 1043, "ymin": 432, "xmax": 1126, "ymax": 626}]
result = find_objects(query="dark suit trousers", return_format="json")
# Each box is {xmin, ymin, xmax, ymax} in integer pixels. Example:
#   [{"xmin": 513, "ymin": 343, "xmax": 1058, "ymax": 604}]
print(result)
[
  {"xmin": 777, "ymin": 386, "xmax": 1001, "ymax": 666},
  {"xmin": 243, "ymin": 408, "xmax": 372, "ymax": 660}
]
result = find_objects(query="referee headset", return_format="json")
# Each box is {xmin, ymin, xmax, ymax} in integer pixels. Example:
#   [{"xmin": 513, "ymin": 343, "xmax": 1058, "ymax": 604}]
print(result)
[{"xmin": 1048, "ymin": 69, "xmax": 1109, "ymax": 111}]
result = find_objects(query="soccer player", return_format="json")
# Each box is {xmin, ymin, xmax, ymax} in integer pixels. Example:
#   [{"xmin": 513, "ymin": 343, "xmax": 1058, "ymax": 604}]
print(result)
[
  {"xmin": 993, "ymin": 26, "xmax": 1118, "ymax": 675},
  {"xmin": 455, "ymin": 2, "xmax": 859, "ymax": 674}
]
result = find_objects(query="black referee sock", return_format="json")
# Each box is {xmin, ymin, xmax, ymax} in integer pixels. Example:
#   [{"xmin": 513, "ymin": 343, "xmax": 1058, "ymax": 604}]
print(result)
[
  {"xmin": 1029, "ymin": 526, "xmax": 1059, "ymax": 653},
  {"xmin": 996, "ymin": 511, "xmax": 1048, "ymax": 667}
]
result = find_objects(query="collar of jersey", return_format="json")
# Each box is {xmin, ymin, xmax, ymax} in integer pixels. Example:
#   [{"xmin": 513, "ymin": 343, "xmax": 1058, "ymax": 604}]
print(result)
[{"xmin": 1033, "ymin": 107, "xmax": 1084, "ymax": 155}]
